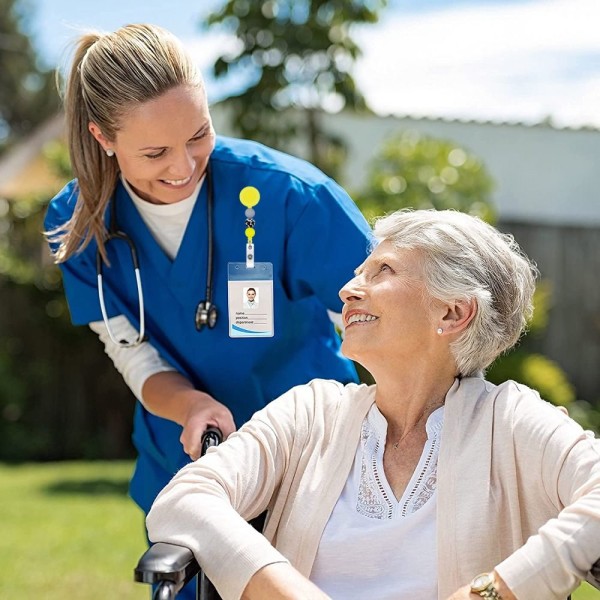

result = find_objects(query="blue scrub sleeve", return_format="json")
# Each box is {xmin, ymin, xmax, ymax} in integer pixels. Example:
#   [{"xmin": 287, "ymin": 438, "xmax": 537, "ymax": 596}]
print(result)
[
  {"xmin": 44, "ymin": 183, "xmax": 116, "ymax": 326},
  {"xmin": 59, "ymin": 251, "xmax": 114, "ymax": 325},
  {"xmin": 284, "ymin": 181, "xmax": 371, "ymax": 310}
]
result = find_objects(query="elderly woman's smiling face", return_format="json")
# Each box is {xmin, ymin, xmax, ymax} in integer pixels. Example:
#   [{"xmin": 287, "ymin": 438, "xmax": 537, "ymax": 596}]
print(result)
[{"xmin": 339, "ymin": 241, "xmax": 443, "ymax": 369}]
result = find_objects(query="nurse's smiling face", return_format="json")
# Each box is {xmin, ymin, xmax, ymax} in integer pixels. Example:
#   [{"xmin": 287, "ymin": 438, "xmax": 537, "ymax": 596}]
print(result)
[{"xmin": 90, "ymin": 84, "xmax": 215, "ymax": 205}]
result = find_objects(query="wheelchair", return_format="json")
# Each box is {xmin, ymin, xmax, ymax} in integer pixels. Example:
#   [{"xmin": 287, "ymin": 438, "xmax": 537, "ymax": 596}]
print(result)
[
  {"xmin": 135, "ymin": 428, "xmax": 264, "ymax": 600},
  {"xmin": 134, "ymin": 428, "xmax": 600, "ymax": 600}
]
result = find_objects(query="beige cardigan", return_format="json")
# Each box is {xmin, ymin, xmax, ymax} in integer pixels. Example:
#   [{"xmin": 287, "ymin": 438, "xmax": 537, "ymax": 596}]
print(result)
[{"xmin": 147, "ymin": 377, "xmax": 600, "ymax": 600}]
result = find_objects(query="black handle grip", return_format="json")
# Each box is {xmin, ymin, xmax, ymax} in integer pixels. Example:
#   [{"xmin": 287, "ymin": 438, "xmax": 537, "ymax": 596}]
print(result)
[{"xmin": 200, "ymin": 427, "xmax": 222, "ymax": 456}]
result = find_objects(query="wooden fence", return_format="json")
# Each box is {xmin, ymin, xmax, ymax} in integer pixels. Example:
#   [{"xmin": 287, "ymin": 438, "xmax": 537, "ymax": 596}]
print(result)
[{"xmin": 500, "ymin": 220, "xmax": 600, "ymax": 403}]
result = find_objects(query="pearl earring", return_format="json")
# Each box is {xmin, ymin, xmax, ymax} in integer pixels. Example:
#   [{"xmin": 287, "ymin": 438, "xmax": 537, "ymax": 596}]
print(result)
[
  {"xmin": 437, "ymin": 328, "xmax": 443, "ymax": 335},
  {"xmin": 106, "ymin": 149, "xmax": 115, "ymax": 157}
]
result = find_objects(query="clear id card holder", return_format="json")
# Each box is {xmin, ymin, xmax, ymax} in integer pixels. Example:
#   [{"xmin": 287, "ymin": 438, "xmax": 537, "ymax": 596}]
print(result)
[{"xmin": 227, "ymin": 262, "xmax": 274, "ymax": 338}]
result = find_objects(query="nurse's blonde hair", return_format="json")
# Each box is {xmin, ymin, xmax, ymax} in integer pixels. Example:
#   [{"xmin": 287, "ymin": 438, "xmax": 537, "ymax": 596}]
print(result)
[{"xmin": 47, "ymin": 23, "xmax": 204, "ymax": 263}]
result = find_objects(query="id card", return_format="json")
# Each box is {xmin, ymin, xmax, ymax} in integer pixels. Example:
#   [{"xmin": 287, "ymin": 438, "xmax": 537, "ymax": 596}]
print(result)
[{"xmin": 228, "ymin": 262, "xmax": 274, "ymax": 338}]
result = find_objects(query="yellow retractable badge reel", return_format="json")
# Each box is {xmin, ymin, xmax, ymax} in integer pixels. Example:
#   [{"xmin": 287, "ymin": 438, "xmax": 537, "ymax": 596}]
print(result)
[
  {"xmin": 239, "ymin": 185, "xmax": 260, "ymax": 244},
  {"xmin": 229, "ymin": 185, "xmax": 273, "ymax": 338}
]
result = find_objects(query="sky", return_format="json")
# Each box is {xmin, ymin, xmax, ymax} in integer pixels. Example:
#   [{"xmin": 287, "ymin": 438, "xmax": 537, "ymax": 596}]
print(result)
[{"xmin": 23, "ymin": 0, "xmax": 600, "ymax": 129}]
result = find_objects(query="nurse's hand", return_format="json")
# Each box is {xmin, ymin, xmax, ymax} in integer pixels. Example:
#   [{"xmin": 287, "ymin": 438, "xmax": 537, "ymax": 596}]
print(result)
[
  {"xmin": 141, "ymin": 371, "xmax": 236, "ymax": 460},
  {"xmin": 180, "ymin": 392, "xmax": 236, "ymax": 460}
]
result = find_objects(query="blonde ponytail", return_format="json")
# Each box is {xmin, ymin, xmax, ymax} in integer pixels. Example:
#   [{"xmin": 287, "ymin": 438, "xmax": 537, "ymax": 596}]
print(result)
[{"xmin": 47, "ymin": 24, "xmax": 203, "ymax": 263}]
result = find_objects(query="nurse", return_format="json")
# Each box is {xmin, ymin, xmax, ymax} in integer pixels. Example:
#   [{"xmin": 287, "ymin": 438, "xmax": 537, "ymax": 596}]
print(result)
[{"xmin": 44, "ymin": 23, "xmax": 370, "ymax": 598}]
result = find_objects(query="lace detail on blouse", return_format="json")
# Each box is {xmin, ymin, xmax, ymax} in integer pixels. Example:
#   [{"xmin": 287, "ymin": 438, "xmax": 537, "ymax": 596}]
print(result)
[
  {"xmin": 401, "ymin": 440, "xmax": 438, "ymax": 517},
  {"xmin": 356, "ymin": 422, "xmax": 394, "ymax": 519},
  {"xmin": 356, "ymin": 405, "xmax": 444, "ymax": 520}
]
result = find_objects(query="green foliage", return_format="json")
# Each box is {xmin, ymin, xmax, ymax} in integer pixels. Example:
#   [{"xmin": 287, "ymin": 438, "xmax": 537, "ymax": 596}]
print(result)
[
  {"xmin": 0, "ymin": 142, "xmax": 136, "ymax": 461},
  {"xmin": 487, "ymin": 282, "xmax": 599, "ymax": 431},
  {"xmin": 43, "ymin": 138, "xmax": 73, "ymax": 180},
  {"xmin": 527, "ymin": 279, "xmax": 551, "ymax": 334},
  {"xmin": 354, "ymin": 129, "xmax": 497, "ymax": 223},
  {"xmin": 487, "ymin": 350, "xmax": 576, "ymax": 407},
  {"xmin": 0, "ymin": 195, "xmax": 58, "ymax": 286},
  {"xmin": 487, "ymin": 282, "xmax": 576, "ymax": 407},
  {"xmin": 568, "ymin": 400, "xmax": 600, "ymax": 434},
  {"xmin": 0, "ymin": 138, "xmax": 71, "ymax": 288},
  {"xmin": 0, "ymin": 0, "xmax": 59, "ymax": 152},
  {"xmin": 204, "ymin": 0, "xmax": 387, "ymax": 176}
]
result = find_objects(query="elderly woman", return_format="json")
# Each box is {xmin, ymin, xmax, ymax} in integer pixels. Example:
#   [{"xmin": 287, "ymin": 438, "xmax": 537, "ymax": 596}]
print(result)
[{"xmin": 147, "ymin": 209, "xmax": 600, "ymax": 600}]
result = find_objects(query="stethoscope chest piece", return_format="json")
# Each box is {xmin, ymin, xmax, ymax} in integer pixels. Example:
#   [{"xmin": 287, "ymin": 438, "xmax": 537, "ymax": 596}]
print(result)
[{"xmin": 195, "ymin": 300, "xmax": 218, "ymax": 331}]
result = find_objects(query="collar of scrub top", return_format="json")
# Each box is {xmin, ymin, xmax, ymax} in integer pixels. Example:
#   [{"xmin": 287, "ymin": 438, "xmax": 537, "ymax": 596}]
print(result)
[{"xmin": 96, "ymin": 163, "xmax": 217, "ymax": 347}]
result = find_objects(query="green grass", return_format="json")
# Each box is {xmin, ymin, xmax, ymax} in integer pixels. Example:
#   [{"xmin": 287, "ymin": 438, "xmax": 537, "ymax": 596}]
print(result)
[
  {"xmin": 577, "ymin": 583, "xmax": 600, "ymax": 600},
  {"xmin": 0, "ymin": 461, "xmax": 598, "ymax": 599},
  {"xmin": 0, "ymin": 461, "xmax": 148, "ymax": 600}
]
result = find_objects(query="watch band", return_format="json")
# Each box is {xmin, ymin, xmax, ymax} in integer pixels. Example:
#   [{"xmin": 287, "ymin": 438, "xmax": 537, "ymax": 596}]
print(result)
[
  {"xmin": 470, "ymin": 572, "xmax": 503, "ymax": 600},
  {"xmin": 477, "ymin": 588, "xmax": 502, "ymax": 600}
]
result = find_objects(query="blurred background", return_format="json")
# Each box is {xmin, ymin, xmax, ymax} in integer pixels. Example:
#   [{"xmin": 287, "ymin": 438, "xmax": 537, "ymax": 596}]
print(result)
[{"xmin": 0, "ymin": 0, "xmax": 599, "ymax": 598}]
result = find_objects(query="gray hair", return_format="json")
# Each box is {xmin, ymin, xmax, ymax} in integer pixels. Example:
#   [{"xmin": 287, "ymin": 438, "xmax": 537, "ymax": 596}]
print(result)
[{"xmin": 372, "ymin": 209, "xmax": 538, "ymax": 376}]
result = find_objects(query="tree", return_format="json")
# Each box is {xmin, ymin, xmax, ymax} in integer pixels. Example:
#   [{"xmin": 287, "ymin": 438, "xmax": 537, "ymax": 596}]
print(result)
[
  {"xmin": 0, "ymin": 142, "xmax": 136, "ymax": 461},
  {"xmin": 354, "ymin": 129, "xmax": 497, "ymax": 223},
  {"xmin": 204, "ymin": 0, "xmax": 386, "ymax": 177},
  {"xmin": 351, "ymin": 129, "xmax": 600, "ymax": 430},
  {"xmin": 0, "ymin": 0, "xmax": 59, "ymax": 154}
]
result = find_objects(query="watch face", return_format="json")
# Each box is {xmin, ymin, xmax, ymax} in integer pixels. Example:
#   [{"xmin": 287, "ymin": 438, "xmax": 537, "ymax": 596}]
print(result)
[{"xmin": 471, "ymin": 573, "xmax": 493, "ymax": 592}]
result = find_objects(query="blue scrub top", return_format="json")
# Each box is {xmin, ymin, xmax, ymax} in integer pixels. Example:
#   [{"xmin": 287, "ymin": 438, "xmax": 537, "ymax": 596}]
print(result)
[{"xmin": 45, "ymin": 136, "xmax": 372, "ymax": 513}]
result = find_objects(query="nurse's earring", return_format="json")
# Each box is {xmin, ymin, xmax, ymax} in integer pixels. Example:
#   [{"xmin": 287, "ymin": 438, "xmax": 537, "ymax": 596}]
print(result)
[
  {"xmin": 106, "ymin": 148, "xmax": 115, "ymax": 157},
  {"xmin": 437, "ymin": 327, "xmax": 443, "ymax": 335}
]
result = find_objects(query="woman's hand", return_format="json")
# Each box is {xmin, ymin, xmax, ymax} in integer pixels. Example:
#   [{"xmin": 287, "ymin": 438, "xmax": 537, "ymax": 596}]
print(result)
[
  {"xmin": 445, "ymin": 586, "xmax": 478, "ymax": 600},
  {"xmin": 446, "ymin": 571, "xmax": 516, "ymax": 600},
  {"xmin": 141, "ymin": 371, "xmax": 236, "ymax": 459},
  {"xmin": 241, "ymin": 563, "xmax": 331, "ymax": 600}
]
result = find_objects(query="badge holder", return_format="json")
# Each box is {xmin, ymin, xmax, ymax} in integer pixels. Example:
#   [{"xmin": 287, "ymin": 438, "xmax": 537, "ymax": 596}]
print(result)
[{"xmin": 228, "ymin": 187, "xmax": 274, "ymax": 338}]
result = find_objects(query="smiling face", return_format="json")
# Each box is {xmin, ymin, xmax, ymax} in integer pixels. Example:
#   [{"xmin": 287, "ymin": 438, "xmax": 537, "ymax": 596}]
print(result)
[
  {"xmin": 246, "ymin": 289, "xmax": 256, "ymax": 302},
  {"xmin": 339, "ymin": 241, "xmax": 444, "ymax": 372},
  {"xmin": 90, "ymin": 84, "xmax": 215, "ymax": 205}
]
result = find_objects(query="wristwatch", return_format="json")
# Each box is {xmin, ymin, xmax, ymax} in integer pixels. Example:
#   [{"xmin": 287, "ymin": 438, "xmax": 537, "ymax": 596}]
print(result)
[{"xmin": 470, "ymin": 572, "xmax": 502, "ymax": 599}]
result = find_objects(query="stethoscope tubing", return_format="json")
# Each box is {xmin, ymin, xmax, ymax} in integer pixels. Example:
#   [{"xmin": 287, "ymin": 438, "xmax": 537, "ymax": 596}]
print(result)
[
  {"xmin": 204, "ymin": 162, "xmax": 214, "ymax": 307},
  {"xmin": 97, "ymin": 232, "xmax": 146, "ymax": 347},
  {"xmin": 96, "ymin": 164, "xmax": 215, "ymax": 347}
]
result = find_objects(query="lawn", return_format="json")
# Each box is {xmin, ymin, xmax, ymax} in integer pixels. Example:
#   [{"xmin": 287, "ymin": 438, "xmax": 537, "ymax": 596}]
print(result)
[
  {"xmin": 0, "ymin": 461, "xmax": 148, "ymax": 600},
  {"xmin": 0, "ymin": 461, "xmax": 598, "ymax": 599}
]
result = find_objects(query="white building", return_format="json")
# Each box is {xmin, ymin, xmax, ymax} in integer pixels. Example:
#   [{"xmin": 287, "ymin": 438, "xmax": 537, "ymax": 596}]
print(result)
[{"xmin": 1, "ymin": 109, "xmax": 599, "ymax": 400}]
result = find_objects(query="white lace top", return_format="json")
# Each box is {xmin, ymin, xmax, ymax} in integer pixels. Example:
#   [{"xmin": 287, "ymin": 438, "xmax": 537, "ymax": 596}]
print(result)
[{"xmin": 310, "ymin": 403, "xmax": 444, "ymax": 599}]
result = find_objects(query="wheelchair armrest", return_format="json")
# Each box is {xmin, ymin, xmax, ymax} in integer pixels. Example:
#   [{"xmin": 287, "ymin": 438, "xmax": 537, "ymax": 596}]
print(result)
[{"xmin": 134, "ymin": 542, "xmax": 200, "ymax": 588}]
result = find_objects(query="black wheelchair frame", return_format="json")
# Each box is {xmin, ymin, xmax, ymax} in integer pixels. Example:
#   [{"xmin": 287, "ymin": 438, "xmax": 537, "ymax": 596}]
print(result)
[{"xmin": 135, "ymin": 427, "xmax": 222, "ymax": 600}]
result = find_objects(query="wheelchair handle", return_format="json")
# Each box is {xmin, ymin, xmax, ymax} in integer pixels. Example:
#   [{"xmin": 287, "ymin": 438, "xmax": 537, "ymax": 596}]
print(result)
[{"xmin": 200, "ymin": 427, "xmax": 223, "ymax": 456}]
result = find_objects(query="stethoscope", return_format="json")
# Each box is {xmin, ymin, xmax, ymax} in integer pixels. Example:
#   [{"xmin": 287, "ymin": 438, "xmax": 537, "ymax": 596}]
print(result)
[{"xmin": 96, "ymin": 164, "xmax": 217, "ymax": 348}]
